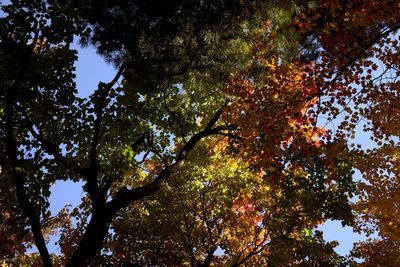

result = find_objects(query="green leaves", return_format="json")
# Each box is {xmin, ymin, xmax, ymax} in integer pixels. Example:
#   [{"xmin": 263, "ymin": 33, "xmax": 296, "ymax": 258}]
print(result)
[{"xmin": 3, "ymin": 0, "xmax": 400, "ymax": 265}]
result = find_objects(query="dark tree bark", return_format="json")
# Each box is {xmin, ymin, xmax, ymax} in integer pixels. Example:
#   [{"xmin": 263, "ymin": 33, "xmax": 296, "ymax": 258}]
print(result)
[
  {"xmin": 66, "ymin": 101, "xmax": 231, "ymax": 266},
  {"xmin": 4, "ymin": 42, "xmax": 54, "ymax": 267},
  {"xmin": 66, "ymin": 206, "xmax": 113, "ymax": 267}
]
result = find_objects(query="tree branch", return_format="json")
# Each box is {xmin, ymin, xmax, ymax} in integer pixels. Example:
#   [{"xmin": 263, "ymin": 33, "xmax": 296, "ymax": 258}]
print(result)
[
  {"xmin": 231, "ymin": 216, "xmax": 272, "ymax": 267},
  {"xmin": 130, "ymin": 131, "xmax": 149, "ymax": 152},
  {"xmin": 200, "ymin": 250, "xmax": 216, "ymax": 267},
  {"xmin": 87, "ymin": 64, "xmax": 126, "ymax": 207},
  {"xmin": 4, "ymin": 37, "xmax": 53, "ymax": 266},
  {"xmin": 16, "ymin": 104, "xmax": 86, "ymax": 176},
  {"xmin": 107, "ymin": 101, "xmax": 232, "ymax": 214},
  {"xmin": 107, "ymin": 167, "xmax": 173, "ymax": 213},
  {"xmin": 158, "ymin": 97, "xmax": 187, "ymax": 143},
  {"xmin": 90, "ymin": 64, "xmax": 126, "ymax": 164}
]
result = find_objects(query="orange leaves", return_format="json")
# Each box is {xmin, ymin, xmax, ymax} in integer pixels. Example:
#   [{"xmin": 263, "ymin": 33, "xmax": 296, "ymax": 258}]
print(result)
[
  {"xmin": 351, "ymin": 239, "xmax": 400, "ymax": 266},
  {"xmin": 298, "ymin": 0, "xmax": 400, "ymax": 232},
  {"xmin": 265, "ymin": 19, "xmax": 271, "ymax": 29},
  {"xmin": 223, "ymin": 54, "xmax": 326, "ymax": 171}
]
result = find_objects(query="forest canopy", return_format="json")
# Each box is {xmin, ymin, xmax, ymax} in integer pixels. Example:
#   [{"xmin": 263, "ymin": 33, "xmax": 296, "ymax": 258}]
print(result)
[{"xmin": 1, "ymin": 0, "xmax": 400, "ymax": 266}]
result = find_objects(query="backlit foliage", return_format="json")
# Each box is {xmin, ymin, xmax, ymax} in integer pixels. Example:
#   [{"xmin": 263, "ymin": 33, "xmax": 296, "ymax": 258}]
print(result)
[{"xmin": 1, "ymin": 0, "xmax": 400, "ymax": 265}]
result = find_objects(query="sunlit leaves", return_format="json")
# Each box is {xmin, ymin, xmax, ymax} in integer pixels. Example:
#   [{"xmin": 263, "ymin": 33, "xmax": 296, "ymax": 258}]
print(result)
[
  {"xmin": 3, "ymin": 0, "xmax": 400, "ymax": 265},
  {"xmin": 291, "ymin": 0, "xmax": 400, "ymax": 262}
]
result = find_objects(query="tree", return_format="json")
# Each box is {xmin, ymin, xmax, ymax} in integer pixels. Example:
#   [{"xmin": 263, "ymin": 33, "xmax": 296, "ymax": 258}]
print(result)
[
  {"xmin": 290, "ymin": 0, "xmax": 400, "ymax": 264},
  {"xmin": 1, "ymin": 0, "xmax": 400, "ymax": 266},
  {"xmin": 0, "ymin": 0, "xmax": 302, "ymax": 265},
  {"xmin": 0, "ymin": 0, "xmax": 259, "ymax": 265},
  {"xmin": 98, "ymin": 51, "xmax": 355, "ymax": 266}
]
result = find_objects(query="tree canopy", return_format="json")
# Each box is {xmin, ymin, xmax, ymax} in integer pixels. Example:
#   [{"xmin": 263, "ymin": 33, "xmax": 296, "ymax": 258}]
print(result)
[{"xmin": 1, "ymin": 0, "xmax": 400, "ymax": 266}]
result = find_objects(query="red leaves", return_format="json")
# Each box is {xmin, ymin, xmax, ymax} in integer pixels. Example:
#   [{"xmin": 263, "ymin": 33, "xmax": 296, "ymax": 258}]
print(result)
[
  {"xmin": 265, "ymin": 19, "xmax": 271, "ymax": 29},
  {"xmin": 223, "ymin": 54, "xmax": 329, "ymax": 174},
  {"xmin": 292, "ymin": 0, "xmax": 400, "ymax": 261}
]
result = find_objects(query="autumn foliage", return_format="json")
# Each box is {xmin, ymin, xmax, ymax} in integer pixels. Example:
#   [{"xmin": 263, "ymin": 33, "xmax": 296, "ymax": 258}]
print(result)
[{"xmin": 1, "ymin": 0, "xmax": 400, "ymax": 266}]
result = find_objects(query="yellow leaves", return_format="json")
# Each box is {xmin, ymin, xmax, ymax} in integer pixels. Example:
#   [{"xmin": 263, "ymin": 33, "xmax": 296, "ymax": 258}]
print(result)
[
  {"xmin": 210, "ymin": 137, "xmax": 229, "ymax": 154},
  {"xmin": 138, "ymin": 206, "xmax": 150, "ymax": 217},
  {"xmin": 264, "ymin": 58, "xmax": 277, "ymax": 71},
  {"xmin": 354, "ymin": 145, "xmax": 400, "ymax": 244},
  {"xmin": 33, "ymin": 38, "xmax": 48, "ymax": 54}
]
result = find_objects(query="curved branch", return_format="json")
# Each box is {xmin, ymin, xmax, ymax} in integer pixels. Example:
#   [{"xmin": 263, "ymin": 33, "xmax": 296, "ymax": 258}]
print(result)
[
  {"xmin": 4, "ymin": 37, "xmax": 53, "ymax": 266},
  {"xmin": 16, "ymin": 104, "xmax": 86, "ymax": 176},
  {"xmin": 87, "ymin": 64, "xmax": 126, "ymax": 206},
  {"xmin": 107, "ymin": 100, "xmax": 233, "ymax": 214}
]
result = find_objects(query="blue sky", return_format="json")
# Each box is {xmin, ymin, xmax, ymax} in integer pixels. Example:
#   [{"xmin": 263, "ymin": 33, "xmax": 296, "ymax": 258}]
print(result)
[
  {"xmin": 46, "ymin": 43, "xmax": 373, "ymax": 256},
  {"xmin": 0, "ymin": 0, "xmax": 381, "ymax": 261},
  {"xmin": 47, "ymin": 42, "xmax": 116, "ymax": 252},
  {"xmin": 48, "ymin": 42, "xmax": 115, "ymax": 213}
]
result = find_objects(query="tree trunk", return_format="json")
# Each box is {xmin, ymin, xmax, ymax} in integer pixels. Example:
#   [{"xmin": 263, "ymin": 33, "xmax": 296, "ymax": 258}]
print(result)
[{"xmin": 66, "ymin": 207, "xmax": 112, "ymax": 267}]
